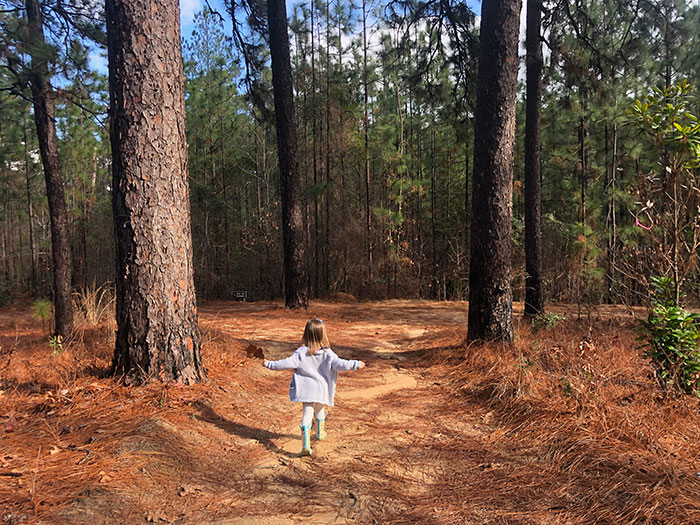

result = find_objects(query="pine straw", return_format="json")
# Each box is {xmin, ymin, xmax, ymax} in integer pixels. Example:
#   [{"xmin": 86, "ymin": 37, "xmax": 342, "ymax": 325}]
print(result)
[
  {"xmin": 390, "ymin": 317, "xmax": 700, "ymax": 524},
  {"xmin": 3, "ymin": 304, "xmax": 700, "ymax": 523},
  {"xmin": 0, "ymin": 318, "xmax": 262, "ymax": 523}
]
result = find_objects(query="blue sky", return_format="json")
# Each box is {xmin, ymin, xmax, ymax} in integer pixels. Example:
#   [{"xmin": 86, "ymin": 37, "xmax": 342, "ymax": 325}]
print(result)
[
  {"xmin": 180, "ymin": 0, "xmax": 483, "ymax": 37},
  {"xmin": 90, "ymin": 0, "xmax": 485, "ymax": 74}
]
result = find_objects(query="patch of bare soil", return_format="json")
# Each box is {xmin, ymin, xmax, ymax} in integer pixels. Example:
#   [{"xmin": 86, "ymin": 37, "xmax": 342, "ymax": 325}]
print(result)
[{"xmin": 1, "ymin": 300, "xmax": 700, "ymax": 524}]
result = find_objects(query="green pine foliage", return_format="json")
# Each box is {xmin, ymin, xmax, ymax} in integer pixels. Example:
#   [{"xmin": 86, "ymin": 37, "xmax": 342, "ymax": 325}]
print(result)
[{"xmin": 0, "ymin": 0, "xmax": 699, "ymax": 306}]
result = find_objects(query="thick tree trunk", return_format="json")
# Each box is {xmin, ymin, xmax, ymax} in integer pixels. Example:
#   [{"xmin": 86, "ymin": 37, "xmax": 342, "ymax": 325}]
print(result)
[
  {"xmin": 106, "ymin": 0, "xmax": 204, "ymax": 384},
  {"xmin": 25, "ymin": 0, "xmax": 74, "ymax": 337},
  {"xmin": 267, "ymin": 0, "xmax": 308, "ymax": 309},
  {"xmin": 524, "ymin": 0, "xmax": 544, "ymax": 317},
  {"xmin": 467, "ymin": 0, "xmax": 521, "ymax": 343}
]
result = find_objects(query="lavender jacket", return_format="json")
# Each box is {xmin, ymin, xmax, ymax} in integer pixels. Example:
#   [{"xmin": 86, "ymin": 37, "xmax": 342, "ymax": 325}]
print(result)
[{"xmin": 264, "ymin": 346, "xmax": 362, "ymax": 406}]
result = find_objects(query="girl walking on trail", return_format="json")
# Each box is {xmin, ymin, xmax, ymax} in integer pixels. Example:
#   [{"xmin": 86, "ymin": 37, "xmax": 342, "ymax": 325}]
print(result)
[{"xmin": 263, "ymin": 318, "xmax": 365, "ymax": 456}]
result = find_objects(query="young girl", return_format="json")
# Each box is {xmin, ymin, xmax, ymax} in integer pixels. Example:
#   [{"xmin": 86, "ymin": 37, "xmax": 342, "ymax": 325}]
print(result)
[{"xmin": 263, "ymin": 318, "xmax": 365, "ymax": 456}]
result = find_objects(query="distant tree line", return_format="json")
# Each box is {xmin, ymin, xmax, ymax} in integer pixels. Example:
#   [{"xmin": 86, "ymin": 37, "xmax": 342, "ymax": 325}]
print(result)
[{"xmin": 1, "ymin": 0, "xmax": 699, "ymax": 329}]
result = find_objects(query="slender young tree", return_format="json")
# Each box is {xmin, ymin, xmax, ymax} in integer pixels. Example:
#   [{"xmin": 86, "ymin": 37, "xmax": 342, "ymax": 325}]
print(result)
[
  {"xmin": 467, "ymin": 0, "xmax": 522, "ymax": 342},
  {"xmin": 362, "ymin": 0, "xmax": 372, "ymax": 278},
  {"xmin": 24, "ymin": 0, "xmax": 74, "ymax": 337},
  {"xmin": 524, "ymin": 0, "xmax": 544, "ymax": 316},
  {"xmin": 106, "ymin": 0, "xmax": 204, "ymax": 384},
  {"xmin": 267, "ymin": 0, "xmax": 308, "ymax": 308}
]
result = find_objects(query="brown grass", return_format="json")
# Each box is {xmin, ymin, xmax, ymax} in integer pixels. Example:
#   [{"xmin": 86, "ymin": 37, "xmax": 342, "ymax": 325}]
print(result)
[{"xmin": 398, "ymin": 317, "xmax": 700, "ymax": 524}]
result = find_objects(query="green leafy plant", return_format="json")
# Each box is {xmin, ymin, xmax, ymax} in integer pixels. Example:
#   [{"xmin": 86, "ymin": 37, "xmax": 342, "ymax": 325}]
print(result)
[
  {"xmin": 628, "ymin": 81, "xmax": 700, "ymax": 304},
  {"xmin": 516, "ymin": 356, "xmax": 533, "ymax": 373},
  {"xmin": 637, "ymin": 276, "xmax": 700, "ymax": 396},
  {"xmin": 31, "ymin": 299, "xmax": 53, "ymax": 333},
  {"xmin": 559, "ymin": 378, "xmax": 573, "ymax": 398},
  {"xmin": 532, "ymin": 312, "xmax": 565, "ymax": 330},
  {"xmin": 49, "ymin": 335, "xmax": 64, "ymax": 357}
]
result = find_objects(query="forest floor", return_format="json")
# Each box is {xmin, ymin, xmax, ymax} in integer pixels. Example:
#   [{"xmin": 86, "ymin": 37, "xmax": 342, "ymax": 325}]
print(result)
[{"xmin": 2, "ymin": 298, "xmax": 700, "ymax": 524}]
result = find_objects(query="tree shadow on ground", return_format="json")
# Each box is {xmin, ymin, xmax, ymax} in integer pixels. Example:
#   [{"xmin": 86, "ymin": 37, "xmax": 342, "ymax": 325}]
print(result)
[{"xmin": 193, "ymin": 400, "xmax": 300, "ymax": 459}]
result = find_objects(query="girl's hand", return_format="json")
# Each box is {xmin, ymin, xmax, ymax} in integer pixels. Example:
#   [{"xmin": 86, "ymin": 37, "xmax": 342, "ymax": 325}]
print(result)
[
  {"xmin": 358, "ymin": 361, "xmax": 366, "ymax": 369},
  {"xmin": 263, "ymin": 360, "xmax": 269, "ymax": 367}
]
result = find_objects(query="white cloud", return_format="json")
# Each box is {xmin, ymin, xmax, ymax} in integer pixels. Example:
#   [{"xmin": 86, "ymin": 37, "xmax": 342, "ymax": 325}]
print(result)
[{"xmin": 180, "ymin": 0, "xmax": 202, "ymax": 29}]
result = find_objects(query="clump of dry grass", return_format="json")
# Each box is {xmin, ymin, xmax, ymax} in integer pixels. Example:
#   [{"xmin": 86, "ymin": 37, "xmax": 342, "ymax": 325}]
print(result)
[{"xmin": 72, "ymin": 282, "xmax": 116, "ymax": 330}]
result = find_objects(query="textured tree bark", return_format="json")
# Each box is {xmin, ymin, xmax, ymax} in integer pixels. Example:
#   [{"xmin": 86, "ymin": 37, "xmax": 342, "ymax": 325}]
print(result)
[
  {"xmin": 107, "ymin": 0, "xmax": 204, "ymax": 384},
  {"xmin": 25, "ymin": 0, "xmax": 74, "ymax": 337},
  {"xmin": 524, "ymin": 0, "xmax": 544, "ymax": 317},
  {"xmin": 267, "ymin": 0, "xmax": 309, "ymax": 309},
  {"xmin": 467, "ymin": 0, "xmax": 521, "ymax": 342}
]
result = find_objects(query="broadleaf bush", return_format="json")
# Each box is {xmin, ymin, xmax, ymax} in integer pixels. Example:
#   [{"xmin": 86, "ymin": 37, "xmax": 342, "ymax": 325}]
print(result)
[{"xmin": 637, "ymin": 276, "xmax": 700, "ymax": 396}]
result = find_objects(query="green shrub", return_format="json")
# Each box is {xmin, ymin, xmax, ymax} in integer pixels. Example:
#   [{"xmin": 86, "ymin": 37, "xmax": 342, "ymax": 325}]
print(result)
[
  {"xmin": 31, "ymin": 298, "xmax": 53, "ymax": 333},
  {"xmin": 637, "ymin": 277, "xmax": 700, "ymax": 396},
  {"xmin": 532, "ymin": 312, "xmax": 565, "ymax": 330},
  {"xmin": 49, "ymin": 335, "xmax": 64, "ymax": 357}
]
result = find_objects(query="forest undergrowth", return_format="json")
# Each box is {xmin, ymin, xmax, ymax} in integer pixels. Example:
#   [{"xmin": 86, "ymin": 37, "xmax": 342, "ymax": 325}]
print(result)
[{"xmin": 1, "ymin": 300, "xmax": 699, "ymax": 524}]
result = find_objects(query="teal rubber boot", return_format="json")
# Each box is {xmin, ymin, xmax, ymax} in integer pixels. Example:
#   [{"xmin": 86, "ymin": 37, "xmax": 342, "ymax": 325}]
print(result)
[
  {"xmin": 316, "ymin": 418, "xmax": 327, "ymax": 440},
  {"xmin": 300, "ymin": 424, "xmax": 312, "ymax": 456}
]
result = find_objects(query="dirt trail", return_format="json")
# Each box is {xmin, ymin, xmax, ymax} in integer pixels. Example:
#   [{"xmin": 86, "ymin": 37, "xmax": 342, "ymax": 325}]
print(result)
[
  {"xmin": 53, "ymin": 300, "xmax": 466, "ymax": 524},
  {"xmin": 246, "ymin": 319, "xmax": 422, "ymax": 463},
  {"xmin": 185, "ymin": 301, "xmax": 461, "ymax": 523}
]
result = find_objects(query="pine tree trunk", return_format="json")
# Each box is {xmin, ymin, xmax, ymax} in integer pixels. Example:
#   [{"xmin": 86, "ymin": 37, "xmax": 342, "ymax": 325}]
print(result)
[
  {"xmin": 324, "ymin": 0, "xmax": 331, "ymax": 295},
  {"xmin": 465, "ymin": 117, "xmax": 470, "ymax": 265},
  {"xmin": 606, "ymin": 122, "xmax": 617, "ymax": 303},
  {"xmin": 268, "ymin": 0, "xmax": 308, "ymax": 309},
  {"xmin": 23, "ymin": 109, "xmax": 37, "ymax": 296},
  {"xmin": 431, "ymin": 127, "xmax": 437, "ymax": 299},
  {"xmin": 467, "ymin": 0, "xmax": 521, "ymax": 343},
  {"xmin": 106, "ymin": 0, "xmax": 204, "ymax": 384},
  {"xmin": 310, "ymin": 3, "xmax": 319, "ymax": 296},
  {"xmin": 25, "ymin": 0, "xmax": 74, "ymax": 337},
  {"xmin": 362, "ymin": 0, "xmax": 372, "ymax": 280},
  {"xmin": 524, "ymin": 0, "xmax": 544, "ymax": 316}
]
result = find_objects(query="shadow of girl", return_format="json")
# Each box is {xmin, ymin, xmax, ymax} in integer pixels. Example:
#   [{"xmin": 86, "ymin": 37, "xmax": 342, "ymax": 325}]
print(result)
[{"xmin": 193, "ymin": 400, "xmax": 299, "ymax": 459}]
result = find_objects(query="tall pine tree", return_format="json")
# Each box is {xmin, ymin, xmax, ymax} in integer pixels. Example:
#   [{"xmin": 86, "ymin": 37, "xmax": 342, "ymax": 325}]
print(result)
[
  {"xmin": 106, "ymin": 0, "xmax": 204, "ymax": 384},
  {"xmin": 468, "ymin": 0, "xmax": 521, "ymax": 342}
]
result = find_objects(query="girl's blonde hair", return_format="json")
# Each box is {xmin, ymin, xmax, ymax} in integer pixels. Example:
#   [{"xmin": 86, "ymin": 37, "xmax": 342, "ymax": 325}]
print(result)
[{"xmin": 303, "ymin": 318, "xmax": 330, "ymax": 355}]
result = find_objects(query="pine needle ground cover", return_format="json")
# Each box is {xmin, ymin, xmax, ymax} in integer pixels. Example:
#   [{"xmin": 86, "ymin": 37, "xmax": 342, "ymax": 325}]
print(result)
[{"xmin": 1, "ymin": 300, "xmax": 699, "ymax": 523}]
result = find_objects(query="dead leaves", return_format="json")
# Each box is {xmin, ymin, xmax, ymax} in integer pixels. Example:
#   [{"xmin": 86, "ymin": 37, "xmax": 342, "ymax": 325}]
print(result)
[
  {"xmin": 244, "ymin": 343, "xmax": 265, "ymax": 360},
  {"xmin": 145, "ymin": 510, "xmax": 173, "ymax": 523}
]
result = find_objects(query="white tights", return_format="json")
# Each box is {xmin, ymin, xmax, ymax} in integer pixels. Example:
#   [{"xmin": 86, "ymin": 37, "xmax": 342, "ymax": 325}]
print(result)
[{"xmin": 301, "ymin": 402, "xmax": 326, "ymax": 427}]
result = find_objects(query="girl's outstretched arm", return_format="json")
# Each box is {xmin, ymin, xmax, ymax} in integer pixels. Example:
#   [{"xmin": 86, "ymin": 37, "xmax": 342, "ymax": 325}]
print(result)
[
  {"xmin": 328, "ymin": 350, "xmax": 365, "ymax": 371},
  {"xmin": 263, "ymin": 350, "xmax": 302, "ymax": 370}
]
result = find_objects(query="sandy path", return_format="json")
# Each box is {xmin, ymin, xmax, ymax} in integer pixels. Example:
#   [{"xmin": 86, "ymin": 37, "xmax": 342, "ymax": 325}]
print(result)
[
  {"xmin": 212, "ymin": 309, "xmax": 427, "ymax": 466},
  {"xmin": 53, "ymin": 300, "xmax": 466, "ymax": 524},
  {"xmin": 187, "ymin": 302, "xmax": 455, "ymax": 522}
]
